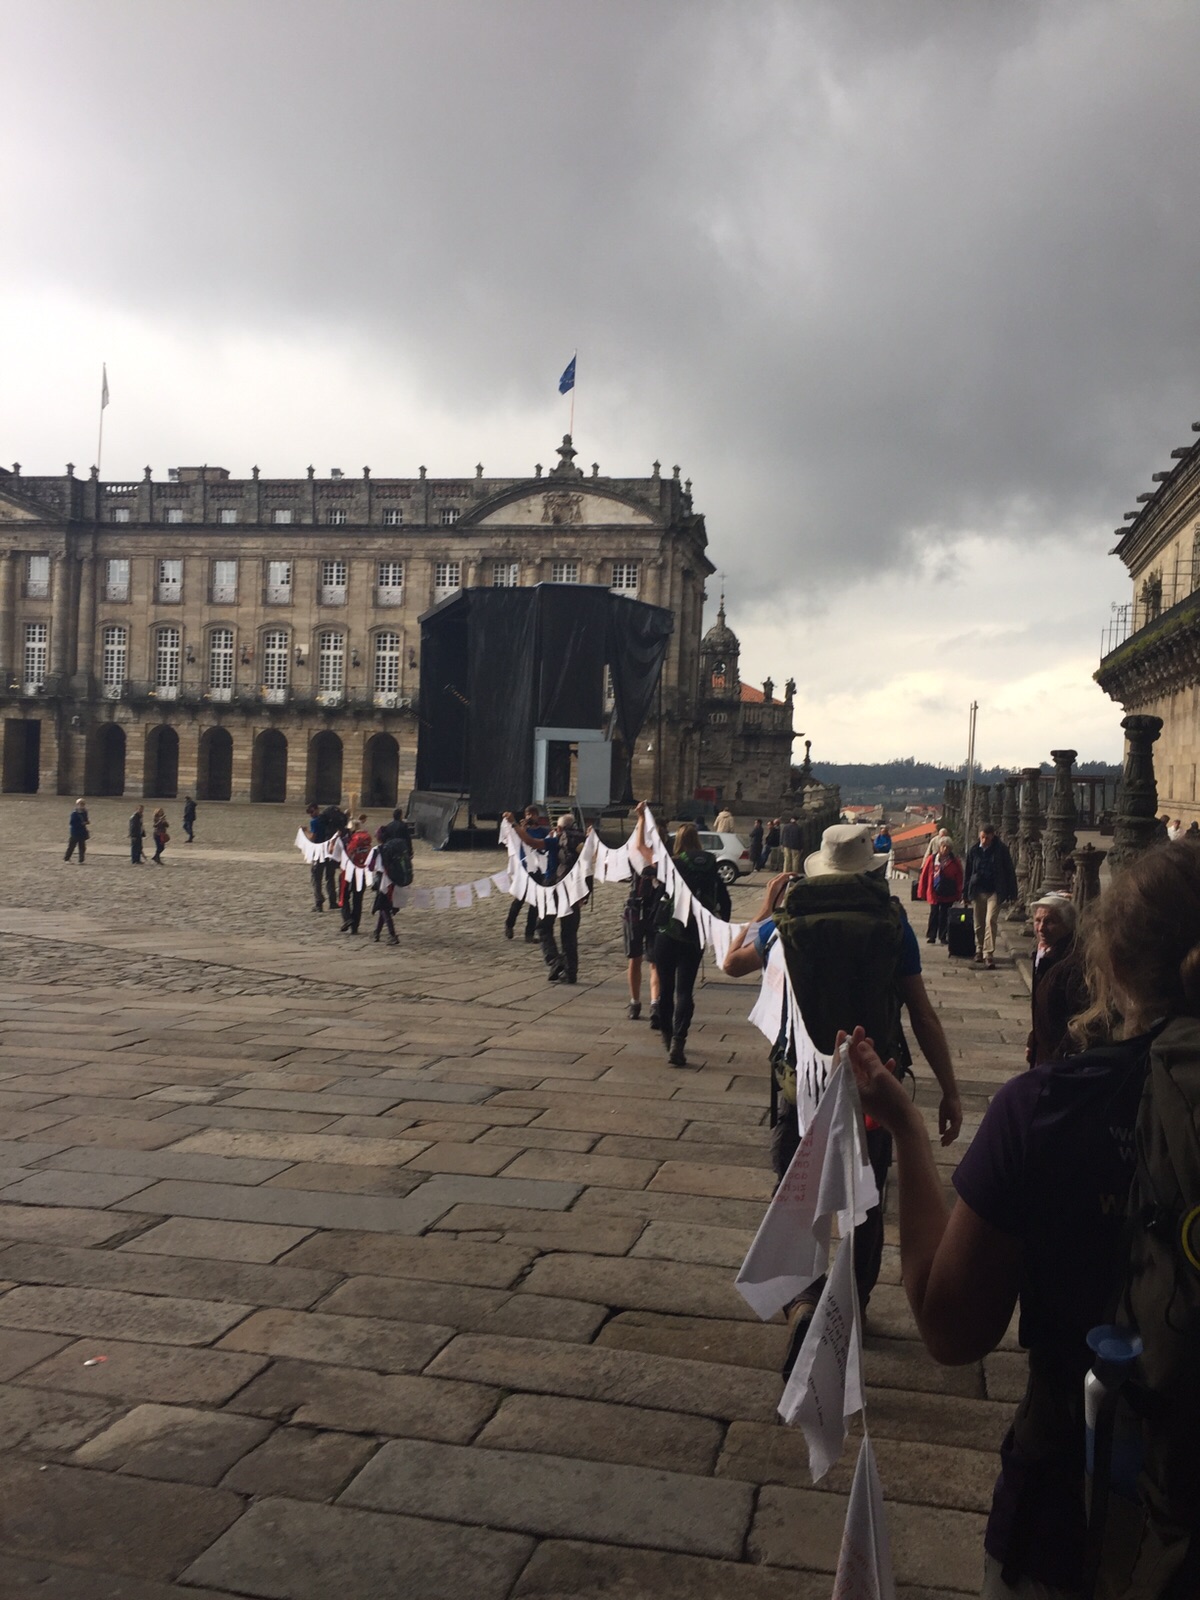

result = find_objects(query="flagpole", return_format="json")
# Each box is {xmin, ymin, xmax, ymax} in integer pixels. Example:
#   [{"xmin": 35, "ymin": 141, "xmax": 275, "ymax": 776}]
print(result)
[
  {"xmin": 569, "ymin": 348, "xmax": 576, "ymax": 438},
  {"xmin": 96, "ymin": 363, "xmax": 109, "ymax": 477}
]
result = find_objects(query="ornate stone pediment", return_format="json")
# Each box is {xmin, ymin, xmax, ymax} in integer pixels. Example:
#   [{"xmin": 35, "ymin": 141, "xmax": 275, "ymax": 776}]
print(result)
[
  {"xmin": 0, "ymin": 491, "xmax": 43, "ymax": 521},
  {"xmin": 474, "ymin": 489, "xmax": 657, "ymax": 529}
]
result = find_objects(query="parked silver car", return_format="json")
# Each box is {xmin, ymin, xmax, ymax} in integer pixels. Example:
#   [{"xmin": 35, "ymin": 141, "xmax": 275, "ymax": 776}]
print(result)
[{"xmin": 698, "ymin": 830, "xmax": 754, "ymax": 884}]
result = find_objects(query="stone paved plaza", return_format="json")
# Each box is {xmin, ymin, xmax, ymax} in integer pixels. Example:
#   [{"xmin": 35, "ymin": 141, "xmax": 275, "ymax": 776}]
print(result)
[{"xmin": 0, "ymin": 797, "xmax": 1033, "ymax": 1598}]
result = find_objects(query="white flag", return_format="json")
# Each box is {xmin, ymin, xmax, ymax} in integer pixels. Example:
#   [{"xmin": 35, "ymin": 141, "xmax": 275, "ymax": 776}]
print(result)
[
  {"xmin": 778, "ymin": 1230, "xmax": 864, "ymax": 1477},
  {"xmin": 453, "ymin": 883, "xmax": 474, "ymax": 908},
  {"xmin": 100, "ymin": 363, "xmax": 110, "ymax": 409},
  {"xmin": 473, "ymin": 876, "xmax": 494, "ymax": 899},
  {"xmin": 831, "ymin": 1437, "xmax": 896, "ymax": 1600}
]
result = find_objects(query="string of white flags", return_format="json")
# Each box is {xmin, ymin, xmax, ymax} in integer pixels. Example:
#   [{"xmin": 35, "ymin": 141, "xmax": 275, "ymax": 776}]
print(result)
[{"xmin": 297, "ymin": 807, "xmax": 899, "ymax": 1589}]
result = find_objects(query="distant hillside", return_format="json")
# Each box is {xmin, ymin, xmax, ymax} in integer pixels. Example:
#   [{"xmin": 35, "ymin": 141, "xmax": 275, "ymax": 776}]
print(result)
[{"xmin": 802, "ymin": 756, "xmax": 1121, "ymax": 805}]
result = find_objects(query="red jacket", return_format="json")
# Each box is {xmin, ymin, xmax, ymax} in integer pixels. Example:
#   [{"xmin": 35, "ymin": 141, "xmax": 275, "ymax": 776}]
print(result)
[{"xmin": 917, "ymin": 852, "xmax": 963, "ymax": 904}]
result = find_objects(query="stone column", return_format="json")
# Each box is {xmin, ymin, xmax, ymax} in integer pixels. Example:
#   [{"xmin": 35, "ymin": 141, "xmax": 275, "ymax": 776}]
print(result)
[
  {"xmin": 1071, "ymin": 842, "xmax": 1106, "ymax": 911},
  {"xmin": 1009, "ymin": 765, "xmax": 1043, "ymax": 923},
  {"xmin": 972, "ymin": 781, "xmax": 992, "ymax": 829},
  {"xmin": 50, "ymin": 554, "xmax": 70, "ymax": 679},
  {"xmin": 74, "ymin": 554, "xmax": 96, "ymax": 688},
  {"xmin": 1000, "ymin": 773, "xmax": 1020, "ymax": 847},
  {"xmin": 0, "ymin": 552, "xmax": 15, "ymax": 681},
  {"xmin": 1108, "ymin": 714, "xmax": 1164, "ymax": 870},
  {"xmin": 1040, "ymin": 749, "xmax": 1079, "ymax": 894}
]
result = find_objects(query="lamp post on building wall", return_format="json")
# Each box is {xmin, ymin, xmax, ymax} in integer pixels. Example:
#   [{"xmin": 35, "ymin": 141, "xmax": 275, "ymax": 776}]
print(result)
[
  {"xmin": 1108, "ymin": 714, "xmax": 1164, "ymax": 870},
  {"xmin": 1040, "ymin": 749, "xmax": 1079, "ymax": 894}
]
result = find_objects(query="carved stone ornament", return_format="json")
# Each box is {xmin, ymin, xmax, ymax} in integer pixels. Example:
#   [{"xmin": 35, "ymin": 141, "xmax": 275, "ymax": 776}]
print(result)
[
  {"xmin": 1040, "ymin": 749, "xmax": 1079, "ymax": 895},
  {"xmin": 541, "ymin": 493, "xmax": 583, "ymax": 526},
  {"xmin": 1108, "ymin": 714, "xmax": 1163, "ymax": 871}
]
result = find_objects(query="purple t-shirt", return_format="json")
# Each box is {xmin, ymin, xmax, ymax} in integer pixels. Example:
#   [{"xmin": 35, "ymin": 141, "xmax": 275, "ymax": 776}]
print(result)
[{"xmin": 952, "ymin": 1032, "xmax": 1153, "ymax": 1588}]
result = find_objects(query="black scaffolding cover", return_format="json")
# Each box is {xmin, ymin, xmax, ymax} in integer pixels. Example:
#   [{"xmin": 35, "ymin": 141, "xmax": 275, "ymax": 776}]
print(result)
[{"xmin": 416, "ymin": 585, "xmax": 673, "ymax": 815}]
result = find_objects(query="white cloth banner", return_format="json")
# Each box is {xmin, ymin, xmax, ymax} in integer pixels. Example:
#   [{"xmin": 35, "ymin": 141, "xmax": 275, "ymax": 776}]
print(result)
[
  {"xmin": 453, "ymin": 883, "xmax": 474, "ymax": 908},
  {"xmin": 831, "ymin": 1437, "xmax": 896, "ymax": 1600},
  {"xmin": 473, "ymin": 876, "xmax": 494, "ymax": 899},
  {"xmin": 748, "ymin": 941, "xmax": 788, "ymax": 1043},
  {"xmin": 777, "ymin": 1229, "xmax": 864, "ymax": 1476},
  {"xmin": 432, "ymin": 885, "xmax": 453, "ymax": 911},
  {"xmin": 490, "ymin": 867, "xmax": 512, "ymax": 894}
]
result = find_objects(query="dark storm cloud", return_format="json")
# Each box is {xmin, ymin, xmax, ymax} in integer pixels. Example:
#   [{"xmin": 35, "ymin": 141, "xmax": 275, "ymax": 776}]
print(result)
[{"xmin": 4, "ymin": 0, "xmax": 1200, "ymax": 607}]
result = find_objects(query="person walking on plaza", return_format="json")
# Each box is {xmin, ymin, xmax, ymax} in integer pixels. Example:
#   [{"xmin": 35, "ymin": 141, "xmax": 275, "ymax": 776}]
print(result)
[
  {"xmin": 64, "ymin": 798, "xmax": 89, "ymax": 864},
  {"xmin": 504, "ymin": 804, "xmax": 549, "ymax": 943},
  {"xmin": 1026, "ymin": 891, "xmax": 1087, "ymax": 1066},
  {"xmin": 963, "ymin": 821, "xmax": 1018, "ymax": 969},
  {"xmin": 182, "ymin": 796, "xmax": 197, "ymax": 843},
  {"xmin": 845, "ymin": 844, "xmax": 1200, "ymax": 1599},
  {"xmin": 150, "ymin": 808, "xmax": 169, "ymax": 865},
  {"xmin": 626, "ymin": 802, "xmax": 664, "ymax": 1022},
  {"xmin": 540, "ymin": 813, "xmax": 589, "ymax": 984},
  {"xmin": 917, "ymin": 834, "xmax": 963, "ymax": 945},
  {"xmin": 129, "ymin": 804, "xmax": 145, "ymax": 865},
  {"xmin": 721, "ymin": 822, "xmax": 961, "ymax": 1377},
  {"xmin": 303, "ymin": 802, "xmax": 339, "ymax": 913},
  {"xmin": 780, "ymin": 815, "xmax": 803, "ymax": 874},
  {"xmin": 714, "ymin": 805, "xmax": 734, "ymax": 833},
  {"xmin": 653, "ymin": 820, "xmax": 731, "ymax": 1067},
  {"xmin": 339, "ymin": 814, "xmax": 373, "ymax": 934},
  {"xmin": 748, "ymin": 818, "xmax": 764, "ymax": 872}
]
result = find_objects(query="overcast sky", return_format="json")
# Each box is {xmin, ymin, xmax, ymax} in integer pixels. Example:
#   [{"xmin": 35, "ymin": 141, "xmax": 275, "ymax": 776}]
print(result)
[{"xmin": 3, "ymin": 0, "xmax": 1197, "ymax": 765}]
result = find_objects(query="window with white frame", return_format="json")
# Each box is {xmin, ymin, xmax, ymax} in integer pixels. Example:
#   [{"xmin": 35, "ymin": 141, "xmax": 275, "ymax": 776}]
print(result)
[
  {"xmin": 110, "ymin": 507, "xmax": 131, "ymax": 523},
  {"xmin": 104, "ymin": 557, "xmax": 130, "ymax": 601},
  {"xmin": 23, "ymin": 622, "xmax": 47, "ymax": 690},
  {"xmin": 101, "ymin": 624, "xmax": 126, "ymax": 696},
  {"xmin": 154, "ymin": 625, "xmax": 181, "ymax": 697},
  {"xmin": 551, "ymin": 559, "xmax": 580, "ymax": 583},
  {"xmin": 266, "ymin": 560, "xmax": 292, "ymax": 604},
  {"xmin": 157, "ymin": 558, "xmax": 183, "ymax": 603},
  {"xmin": 26, "ymin": 554, "xmax": 50, "ymax": 598},
  {"xmin": 211, "ymin": 559, "xmax": 238, "ymax": 604},
  {"xmin": 317, "ymin": 631, "xmax": 345, "ymax": 695},
  {"xmin": 433, "ymin": 560, "xmax": 461, "ymax": 603},
  {"xmin": 320, "ymin": 558, "xmax": 347, "ymax": 605},
  {"xmin": 382, "ymin": 507, "xmax": 404, "ymax": 526},
  {"xmin": 492, "ymin": 560, "xmax": 519, "ymax": 587},
  {"xmin": 272, "ymin": 508, "xmax": 293, "ymax": 525},
  {"xmin": 326, "ymin": 508, "xmax": 347, "ymax": 526},
  {"xmin": 218, "ymin": 508, "xmax": 239, "ymax": 525},
  {"xmin": 208, "ymin": 626, "xmax": 234, "ymax": 699},
  {"xmin": 374, "ymin": 631, "xmax": 401, "ymax": 694},
  {"xmin": 377, "ymin": 560, "xmax": 404, "ymax": 605},
  {"xmin": 263, "ymin": 629, "xmax": 289, "ymax": 701},
  {"xmin": 440, "ymin": 507, "xmax": 460, "ymax": 526},
  {"xmin": 611, "ymin": 560, "xmax": 639, "ymax": 594},
  {"xmin": 166, "ymin": 508, "xmax": 183, "ymax": 524}
]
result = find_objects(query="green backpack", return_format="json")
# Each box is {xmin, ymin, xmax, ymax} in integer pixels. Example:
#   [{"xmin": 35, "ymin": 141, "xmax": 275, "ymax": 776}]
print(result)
[{"xmin": 770, "ymin": 873, "xmax": 905, "ymax": 1105}]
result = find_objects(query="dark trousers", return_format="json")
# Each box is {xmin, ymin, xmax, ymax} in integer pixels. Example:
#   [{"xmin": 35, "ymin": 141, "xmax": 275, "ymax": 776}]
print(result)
[
  {"xmin": 925, "ymin": 902, "xmax": 952, "ymax": 943},
  {"xmin": 130, "ymin": 834, "xmax": 143, "ymax": 864},
  {"xmin": 653, "ymin": 934, "xmax": 702, "ymax": 1042},
  {"xmin": 152, "ymin": 832, "xmax": 166, "ymax": 863},
  {"xmin": 506, "ymin": 897, "xmax": 539, "ymax": 939},
  {"xmin": 771, "ymin": 1113, "xmax": 893, "ymax": 1313},
  {"xmin": 65, "ymin": 837, "xmax": 86, "ymax": 862},
  {"xmin": 374, "ymin": 902, "xmax": 396, "ymax": 940},
  {"xmin": 184, "ymin": 820, "xmax": 195, "ymax": 842},
  {"xmin": 312, "ymin": 859, "xmax": 338, "ymax": 909},
  {"xmin": 341, "ymin": 881, "xmax": 364, "ymax": 932},
  {"xmin": 541, "ymin": 907, "xmax": 580, "ymax": 979}
]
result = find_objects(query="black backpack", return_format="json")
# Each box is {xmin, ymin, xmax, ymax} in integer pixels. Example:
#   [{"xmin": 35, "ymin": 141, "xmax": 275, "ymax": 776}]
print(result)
[
  {"xmin": 379, "ymin": 834, "xmax": 413, "ymax": 888},
  {"xmin": 321, "ymin": 804, "xmax": 350, "ymax": 837}
]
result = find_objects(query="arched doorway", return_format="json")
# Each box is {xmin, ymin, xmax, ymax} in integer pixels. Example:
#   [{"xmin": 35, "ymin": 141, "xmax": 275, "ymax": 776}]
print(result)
[
  {"xmin": 362, "ymin": 733, "xmax": 399, "ymax": 809},
  {"xmin": 251, "ymin": 728, "xmax": 288, "ymax": 803},
  {"xmin": 87, "ymin": 724, "xmax": 126, "ymax": 796},
  {"xmin": 1, "ymin": 719, "xmax": 40, "ymax": 793},
  {"xmin": 145, "ymin": 724, "xmax": 179, "ymax": 798},
  {"xmin": 197, "ymin": 727, "xmax": 233, "ymax": 802},
  {"xmin": 307, "ymin": 730, "xmax": 343, "ymax": 806}
]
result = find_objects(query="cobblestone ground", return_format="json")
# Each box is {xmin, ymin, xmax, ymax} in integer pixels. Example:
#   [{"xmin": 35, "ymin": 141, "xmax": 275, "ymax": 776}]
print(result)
[{"xmin": 0, "ymin": 796, "xmax": 1034, "ymax": 1598}]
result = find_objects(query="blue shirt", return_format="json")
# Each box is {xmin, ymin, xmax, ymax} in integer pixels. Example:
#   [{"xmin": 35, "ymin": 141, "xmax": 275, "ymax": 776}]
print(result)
[{"xmin": 306, "ymin": 813, "xmax": 331, "ymax": 843}]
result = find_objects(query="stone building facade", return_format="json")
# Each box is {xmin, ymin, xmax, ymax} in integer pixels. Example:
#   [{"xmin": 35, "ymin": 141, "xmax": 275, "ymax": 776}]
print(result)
[
  {"xmin": 696, "ymin": 599, "xmax": 796, "ymax": 811},
  {"xmin": 0, "ymin": 437, "xmax": 714, "ymax": 810},
  {"xmin": 1096, "ymin": 419, "xmax": 1200, "ymax": 825}
]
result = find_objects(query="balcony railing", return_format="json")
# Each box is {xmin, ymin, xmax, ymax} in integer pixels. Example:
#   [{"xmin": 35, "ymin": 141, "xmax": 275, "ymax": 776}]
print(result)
[
  {"xmin": 376, "ymin": 586, "xmax": 404, "ymax": 607},
  {"xmin": 319, "ymin": 586, "xmax": 347, "ymax": 606}
]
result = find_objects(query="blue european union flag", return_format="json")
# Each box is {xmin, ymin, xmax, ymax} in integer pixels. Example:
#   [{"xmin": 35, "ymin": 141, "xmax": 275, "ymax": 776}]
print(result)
[{"xmin": 558, "ymin": 356, "xmax": 576, "ymax": 395}]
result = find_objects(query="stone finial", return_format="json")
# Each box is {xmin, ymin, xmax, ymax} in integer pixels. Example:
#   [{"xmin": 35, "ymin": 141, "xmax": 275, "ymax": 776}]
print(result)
[
  {"xmin": 419, "ymin": 466, "xmax": 427, "ymax": 479},
  {"xmin": 252, "ymin": 465, "xmax": 260, "ymax": 479},
  {"xmin": 142, "ymin": 465, "xmax": 151, "ymax": 480},
  {"xmin": 652, "ymin": 460, "xmax": 661, "ymax": 478},
  {"xmin": 306, "ymin": 465, "xmax": 315, "ymax": 480},
  {"xmin": 11, "ymin": 463, "xmax": 19, "ymax": 476},
  {"xmin": 476, "ymin": 463, "xmax": 483, "ymax": 478},
  {"xmin": 763, "ymin": 677, "xmax": 775, "ymax": 703},
  {"xmin": 363, "ymin": 466, "xmax": 371, "ymax": 479},
  {"xmin": 88, "ymin": 465, "xmax": 98, "ymax": 481},
  {"xmin": 684, "ymin": 478, "xmax": 692, "ymax": 494},
  {"xmin": 550, "ymin": 434, "xmax": 581, "ymax": 478},
  {"xmin": 66, "ymin": 463, "xmax": 75, "ymax": 477},
  {"xmin": 1072, "ymin": 842, "xmax": 1107, "ymax": 909},
  {"xmin": 592, "ymin": 463, "xmax": 599, "ymax": 478},
  {"xmin": 534, "ymin": 464, "xmax": 543, "ymax": 478},
  {"xmin": 672, "ymin": 465, "xmax": 681, "ymax": 479}
]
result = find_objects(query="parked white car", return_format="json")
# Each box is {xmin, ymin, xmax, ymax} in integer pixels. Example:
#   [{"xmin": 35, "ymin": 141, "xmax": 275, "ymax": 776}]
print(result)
[{"xmin": 698, "ymin": 831, "xmax": 754, "ymax": 884}]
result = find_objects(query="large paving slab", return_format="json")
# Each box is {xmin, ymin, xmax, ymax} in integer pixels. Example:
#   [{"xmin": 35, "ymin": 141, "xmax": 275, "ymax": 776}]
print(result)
[{"xmin": 0, "ymin": 796, "xmax": 1043, "ymax": 1595}]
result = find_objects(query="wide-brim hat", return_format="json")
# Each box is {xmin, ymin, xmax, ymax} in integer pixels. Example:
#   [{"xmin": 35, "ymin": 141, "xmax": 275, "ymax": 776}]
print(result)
[{"xmin": 804, "ymin": 823, "xmax": 890, "ymax": 879}]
